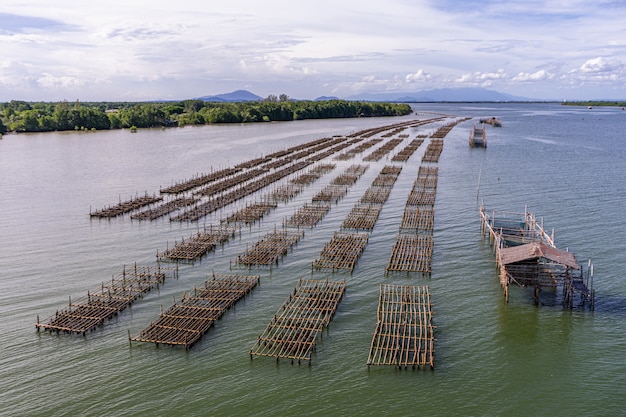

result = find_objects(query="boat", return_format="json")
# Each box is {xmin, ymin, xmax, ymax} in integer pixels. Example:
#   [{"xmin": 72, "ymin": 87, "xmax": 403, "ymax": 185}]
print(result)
[{"xmin": 479, "ymin": 117, "xmax": 502, "ymax": 127}]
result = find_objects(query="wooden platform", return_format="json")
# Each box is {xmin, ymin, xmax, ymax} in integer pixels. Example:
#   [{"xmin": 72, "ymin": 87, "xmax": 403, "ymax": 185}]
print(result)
[
  {"xmin": 36, "ymin": 265, "xmax": 179, "ymax": 334},
  {"xmin": 130, "ymin": 273, "xmax": 259, "ymax": 349},
  {"xmin": 250, "ymin": 278, "xmax": 346, "ymax": 363},
  {"xmin": 367, "ymin": 284, "xmax": 435, "ymax": 369}
]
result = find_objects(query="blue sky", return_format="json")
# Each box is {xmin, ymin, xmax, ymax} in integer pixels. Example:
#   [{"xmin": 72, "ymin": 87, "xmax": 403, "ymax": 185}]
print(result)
[{"xmin": 1, "ymin": 0, "xmax": 626, "ymax": 101}]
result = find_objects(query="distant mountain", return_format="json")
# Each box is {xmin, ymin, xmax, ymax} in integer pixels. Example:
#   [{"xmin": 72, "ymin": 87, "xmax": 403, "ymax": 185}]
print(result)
[
  {"xmin": 347, "ymin": 88, "xmax": 532, "ymax": 102},
  {"xmin": 315, "ymin": 96, "xmax": 340, "ymax": 101},
  {"xmin": 196, "ymin": 90, "xmax": 262, "ymax": 102}
]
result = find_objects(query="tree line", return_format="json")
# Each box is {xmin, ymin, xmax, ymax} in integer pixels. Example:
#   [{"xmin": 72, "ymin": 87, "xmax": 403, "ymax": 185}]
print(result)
[
  {"xmin": 0, "ymin": 98, "xmax": 412, "ymax": 134},
  {"xmin": 561, "ymin": 101, "xmax": 626, "ymax": 107}
]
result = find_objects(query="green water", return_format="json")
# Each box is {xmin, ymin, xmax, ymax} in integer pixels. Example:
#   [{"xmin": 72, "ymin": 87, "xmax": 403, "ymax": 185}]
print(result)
[{"xmin": 1, "ymin": 104, "xmax": 625, "ymax": 416}]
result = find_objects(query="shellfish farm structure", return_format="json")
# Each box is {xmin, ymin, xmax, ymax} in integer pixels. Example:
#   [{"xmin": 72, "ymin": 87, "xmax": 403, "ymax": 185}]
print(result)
[{"xmin": 480, "ymin": 206, "xmax": 595, "ymax": 308}]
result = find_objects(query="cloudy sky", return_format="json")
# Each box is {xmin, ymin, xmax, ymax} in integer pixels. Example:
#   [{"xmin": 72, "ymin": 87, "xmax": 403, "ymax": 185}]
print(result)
[{"xmin": 1, "ymin": 0, "xmax": 626, "ymax": 101}]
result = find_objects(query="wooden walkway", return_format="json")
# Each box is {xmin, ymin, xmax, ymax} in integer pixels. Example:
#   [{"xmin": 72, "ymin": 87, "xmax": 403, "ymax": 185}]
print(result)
[
  {"xmin": 367, "ymin": 284, "xmax": 435, "ymax": 369},
  {"xmin": 36, "ymin": 265, "xmax": 178, "ymax": 334},
  {"xmin": 130, "ymin": 273, "xmax": 259, "ymax": 349},
  {"xmin": 250, "ymin": 278, "xmax": 346, "ymax": 363}
]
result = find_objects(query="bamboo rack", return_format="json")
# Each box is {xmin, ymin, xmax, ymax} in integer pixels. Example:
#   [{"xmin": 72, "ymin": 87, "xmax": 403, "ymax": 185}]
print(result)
[
  {"xmin": 386, "ymin": 235, "xmax": 434, "ymax": 273},
  {"xmin": 391, "ymin": 138, "xmax": 425, "ymax": 162},
  {"xmin": 367, "ymin": 284, "xmax": 435, "ymax": 369},
  {"xmin": 250, "ymin": 278, "xmax": 346, "ymax": 363},
  {"xmin": 284, "ymin": 203, "xmax": 331, "ymax": 228},
  {"xmin": 36, "ymin": 264, "xmax": 178, "ymax": 334},
  {"xmin": 130, "ymin": 273, "xmax": 259, "ymax": 349},
  {"xmin": 131, "ymin": 197, "xmax": 197, "ymax": 221},
  {"xmin": 235, "ymin": 228, "xmax": 303, "ymax": 267},
  {"xmin": 363, "ymin": 138, "xmax": 404, "ymax": 161},
  {"xmin": 342, "ymin": 203, "xmax": 383, "ymax": 231},
  {"xmin": 400, "ymin": 207, "xmax": 435, "ymax": 233},
  {"xmin": 90, "ymin": 193, "xmax": 163, "ymax": 218},
  {"xmin": 312, "ymin": 231, "xmax": 369, "ymax": 272},
  {"xmin": 157, "ymin": 225, "xmax": 239, "ymax": 263}
]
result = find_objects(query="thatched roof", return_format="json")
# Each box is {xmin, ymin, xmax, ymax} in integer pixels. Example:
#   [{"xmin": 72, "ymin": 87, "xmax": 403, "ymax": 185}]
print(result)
[{"xmin": 498, "ymin": 241, "xmax": 580, "ymax": 269}]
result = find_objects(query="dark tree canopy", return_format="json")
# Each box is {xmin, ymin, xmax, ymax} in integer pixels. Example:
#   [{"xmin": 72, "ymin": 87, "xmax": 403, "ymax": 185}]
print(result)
[{"xmin": 0, "ymin": 98, "xmax": 412, "ymax": 133}]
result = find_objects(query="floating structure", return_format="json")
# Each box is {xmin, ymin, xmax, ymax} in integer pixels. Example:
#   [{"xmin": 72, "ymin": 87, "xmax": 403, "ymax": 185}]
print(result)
[
  {"xmin": 36, "ymin": 264, "xmax": 178, "ymax": 334},
  {"xmin": 250, "ymin": 278, "xmax": 346, "ymax": 363},
  {"xmin": 469, "ymin": 123, "xmax": 487, "ymax": 148},
  {"xmin": 130, "ymin": 273, "xmax": 259, "ymax": 349},
  {"xmin": 367, "ymin": 284, "xmax": 435, "ymax": 369},
  {"xmin": 480, "ymin": 206, "xmax": 594, "ymax": 308}
]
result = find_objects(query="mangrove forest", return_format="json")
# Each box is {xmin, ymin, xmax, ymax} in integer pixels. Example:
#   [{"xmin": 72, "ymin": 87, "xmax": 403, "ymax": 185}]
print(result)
[{"xmin": 0, "ymin": 98, "xmax": 412, "ymax": 134}]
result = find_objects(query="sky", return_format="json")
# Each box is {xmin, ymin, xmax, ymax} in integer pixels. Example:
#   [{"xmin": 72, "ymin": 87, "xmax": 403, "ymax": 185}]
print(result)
[{"xmin": 1, "ymin": 0, "xmax": 626, "ymax": 101}]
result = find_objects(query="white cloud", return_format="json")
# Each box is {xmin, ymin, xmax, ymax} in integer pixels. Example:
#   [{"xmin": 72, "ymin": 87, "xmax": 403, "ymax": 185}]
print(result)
[
  {"xmin": 512, "ymin": 70, "xmax": 553, "ymax": 82},
  {"xmin": 405, "ymin": 69, "xmax": 432, "ymax": 83},
  {"xmin": 2, "ymin": 1, "xmax": 626, "ymax": 99},
  {"xmin": 578, "ymin": 57, "xmax": 621, "ymax": 74},
  {"xmin": 455, "ymin": 69, "xmax": 508, "ymax": 87},
  {"xmin": 37, "ymin": 73, "xmax": 85, "ymax": 89}
]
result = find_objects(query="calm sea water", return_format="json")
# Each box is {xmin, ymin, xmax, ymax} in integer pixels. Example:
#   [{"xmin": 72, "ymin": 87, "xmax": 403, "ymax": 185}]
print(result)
[{"xmin": 1, "ymin": 104, "xmax": 625, "ymax": 416}]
